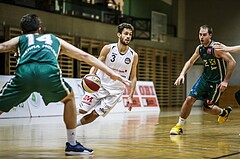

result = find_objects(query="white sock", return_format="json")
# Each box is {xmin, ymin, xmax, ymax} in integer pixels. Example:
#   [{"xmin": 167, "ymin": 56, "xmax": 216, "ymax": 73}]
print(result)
[
  {"xmin": 67, "ymin": 128, "xmax": 76, "ymax": 145},
  {"xmin": 178, "ymin": 117, "xmax": 185, "ymax": 126},
  {"xmin": 219, "ymin": 109, "xmax": 223, "ymax": 115}
]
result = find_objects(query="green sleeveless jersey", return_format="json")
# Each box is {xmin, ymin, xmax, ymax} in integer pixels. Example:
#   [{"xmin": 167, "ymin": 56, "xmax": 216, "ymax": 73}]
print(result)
[
  {"xmin": 17, "ymin": 34, "xmax": 60, "ymax": 67},
  {"xmin": 199, "ymin": 42, "xmax": 227, "ymax": 83}
]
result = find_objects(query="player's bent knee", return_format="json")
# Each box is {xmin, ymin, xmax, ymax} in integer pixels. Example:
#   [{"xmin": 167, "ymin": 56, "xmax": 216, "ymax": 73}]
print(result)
[
  {"xmin": 61, "ymin": 91, "xmax": 75, "ymax": 104},
  {"xmin": 185, "ymin": 96, "xmax": 196, "ymax": 105}
]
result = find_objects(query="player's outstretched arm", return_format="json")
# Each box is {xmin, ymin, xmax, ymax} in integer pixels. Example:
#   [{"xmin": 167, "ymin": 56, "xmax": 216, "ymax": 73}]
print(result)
[
  {"xmin": 213, "ymin": 42, "xmax": 240, "ymax": 53},
  {"xmin": 0, "ymin": 37, "xmax": 19, "ymax": 53},
  {"xmin": 58, "ymin": 38, "xmax": 130, "ymax": 85}
]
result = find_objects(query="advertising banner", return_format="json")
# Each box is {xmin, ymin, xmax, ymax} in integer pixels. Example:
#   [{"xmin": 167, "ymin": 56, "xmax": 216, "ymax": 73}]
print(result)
[
  {"xmin": 0, "ymin": 75, "xmax": 160, "ymax": 118},
  {"xmin": 122, "ymin": 81, "xmax": 160, "ymax": 112}
]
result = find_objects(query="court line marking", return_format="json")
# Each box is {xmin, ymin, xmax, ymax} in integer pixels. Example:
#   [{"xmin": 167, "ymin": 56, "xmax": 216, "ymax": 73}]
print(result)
[{"xmin": 210, "ymin": 152, "xmax": 240, "ymax": 159}]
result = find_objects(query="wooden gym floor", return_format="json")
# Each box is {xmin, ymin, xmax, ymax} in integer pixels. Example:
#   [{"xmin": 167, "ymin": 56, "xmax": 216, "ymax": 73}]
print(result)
[{"xmin": 0, "ymin": 106, "xmax": 239, "ymax": 159}]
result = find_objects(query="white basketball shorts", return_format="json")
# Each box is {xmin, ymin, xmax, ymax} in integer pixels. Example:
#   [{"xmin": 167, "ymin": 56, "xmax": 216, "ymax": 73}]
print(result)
[{"xmin": 79, "ymin": 87, "xmax": 122, "ymax": 117}]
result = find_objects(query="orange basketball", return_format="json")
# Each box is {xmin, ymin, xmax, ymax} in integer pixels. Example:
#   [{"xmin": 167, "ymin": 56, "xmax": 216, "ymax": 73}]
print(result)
[{"xmin": 81, "ymin": 74, "xmax": 101, "ymax": 93}]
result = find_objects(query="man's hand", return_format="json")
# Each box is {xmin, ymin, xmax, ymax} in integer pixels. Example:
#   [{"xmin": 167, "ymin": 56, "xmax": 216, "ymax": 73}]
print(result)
[
  {"xmin": 213, "ymin": 42, "xmax": 227, "ymax": 52},
  {"xmin": 174, "ymin": 74, "xmax": 185, "ymax": 86},
  {"xmin": 219, "ymin": 81, "xmax": 228, "ymax": 92},
  {"xmin": 125, "ymin": 97, "xmax": 133, "ymax": 111}
]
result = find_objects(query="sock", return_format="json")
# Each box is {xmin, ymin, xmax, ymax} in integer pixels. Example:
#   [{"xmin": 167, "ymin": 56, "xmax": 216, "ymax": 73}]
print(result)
[
  {"xmin": 178, "ymin": 117, "xmax": 185, "ymax": 126},
  {"xmin": 219, "ymin": 108, "xmax": 226, "ymax": 116},
  {"xmin": 77, "ymin": 119, "xmax": 82, "ymax": 127},
  {"xmin": 67, "ymin": 128, "xmax": 76, "ymax": 145}
]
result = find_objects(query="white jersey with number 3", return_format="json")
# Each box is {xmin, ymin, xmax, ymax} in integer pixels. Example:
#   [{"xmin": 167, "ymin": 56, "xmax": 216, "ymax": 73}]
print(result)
[{"xmin": 96, "ymin": 43, "xmax": 135, "ymax": 92}]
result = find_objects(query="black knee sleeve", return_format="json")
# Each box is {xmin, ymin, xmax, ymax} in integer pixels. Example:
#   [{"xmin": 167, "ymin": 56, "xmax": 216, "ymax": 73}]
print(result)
[{"xmin": 203, "ymin": 100, "xmax": 214, "ymax": 109}]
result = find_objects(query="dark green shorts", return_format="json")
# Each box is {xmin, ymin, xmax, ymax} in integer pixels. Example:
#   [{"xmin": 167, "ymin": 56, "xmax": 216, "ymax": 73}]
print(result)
[
  {"xmin": 189, "ymin": 76, "xmax": 221, "ymax": 103},
  {"xmin": 0, "ymin": 62, "xmax": 72, "ymax": 112}
]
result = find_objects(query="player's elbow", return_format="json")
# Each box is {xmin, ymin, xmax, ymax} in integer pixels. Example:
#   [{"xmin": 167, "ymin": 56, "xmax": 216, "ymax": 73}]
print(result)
[
  {"xmin": 233, "ymin": 59, "xmax": 236, "ymax": 65},
  {"xmin": 189, "ymin": 59, "xmax": 195, "ymax": 65},
  {"xmin": 231, "ymin": 59, "xmax": 237, "ymax": 69}
]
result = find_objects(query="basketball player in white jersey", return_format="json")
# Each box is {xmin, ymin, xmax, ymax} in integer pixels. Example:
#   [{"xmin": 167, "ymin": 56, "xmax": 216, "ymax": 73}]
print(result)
[{"xmin": 77, "ymin": 23, "xmax": 138, "ymax": 126}]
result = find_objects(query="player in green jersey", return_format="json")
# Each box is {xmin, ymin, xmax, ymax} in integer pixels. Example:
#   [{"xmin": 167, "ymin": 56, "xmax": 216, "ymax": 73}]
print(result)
[
  {"xmin": 0, "ymin": 14, "xmax": 130, "ymax": 155},
  {"xmin": 170, "ymin": 25, "xmax": 236, "ymax": 135},
  {"xmin": 213, "ymin": 42, "xmax": 240, "ymax": 106}
]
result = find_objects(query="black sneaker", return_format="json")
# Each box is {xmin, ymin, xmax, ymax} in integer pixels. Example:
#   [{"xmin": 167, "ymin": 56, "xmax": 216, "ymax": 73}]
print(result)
[{"xmin": 65, "ymin": 141, "xmax": 94, "ymax": 155}]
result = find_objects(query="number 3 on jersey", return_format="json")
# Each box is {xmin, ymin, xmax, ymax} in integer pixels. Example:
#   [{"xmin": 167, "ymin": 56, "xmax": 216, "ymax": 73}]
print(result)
[{"xmin": 110, "ymin": 52, "xmax": 117, "ymax": 62}]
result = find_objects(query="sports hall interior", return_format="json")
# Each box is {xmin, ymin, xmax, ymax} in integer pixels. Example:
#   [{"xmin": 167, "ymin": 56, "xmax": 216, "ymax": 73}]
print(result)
[{"xmin": 0, "ymin": 0, "xmax": 239, "ymax": 158}]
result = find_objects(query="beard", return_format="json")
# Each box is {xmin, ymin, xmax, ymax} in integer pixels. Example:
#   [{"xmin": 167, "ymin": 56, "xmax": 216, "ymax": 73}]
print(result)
[{"xmin": 120, "ymin": 37, "xmax": 129, "ymax": 46}]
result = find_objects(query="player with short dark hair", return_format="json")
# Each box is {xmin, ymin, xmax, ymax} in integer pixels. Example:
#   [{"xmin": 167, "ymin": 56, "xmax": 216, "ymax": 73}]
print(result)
[
  {"xmin": 77, "ymin": 22, "xmax": 138, "ymax": 127},
  {"xmin": 0, "ymin": 14, "xmax": 129, "ymax": 155}
]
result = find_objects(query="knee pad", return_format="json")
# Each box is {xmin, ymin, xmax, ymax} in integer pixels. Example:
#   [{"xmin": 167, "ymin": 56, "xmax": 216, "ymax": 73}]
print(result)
[{"xmin": 203, "ymin": 100, "xmax": 214, "ymax": 109}]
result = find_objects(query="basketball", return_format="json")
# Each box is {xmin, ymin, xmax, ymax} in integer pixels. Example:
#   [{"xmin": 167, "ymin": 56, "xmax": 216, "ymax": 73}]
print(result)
[{"xmin": 81, "ymin": 74, "xmax": 101, "ymax": 93}]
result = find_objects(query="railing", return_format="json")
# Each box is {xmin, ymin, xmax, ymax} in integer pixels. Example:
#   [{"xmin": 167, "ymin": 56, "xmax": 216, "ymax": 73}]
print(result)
[{"xmin": 0, "ymin": 0, "xmax": 176, "ymax": 39}]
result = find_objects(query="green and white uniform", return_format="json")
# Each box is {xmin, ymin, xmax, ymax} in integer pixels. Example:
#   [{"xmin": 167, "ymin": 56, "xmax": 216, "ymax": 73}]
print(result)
[
  {"xmin": 0, "ymin": 34, "xmax": 72, "ymax": 112},
  {"xmin": 189, "ymin": 41, "xmax": 227, "ymax": 104}
]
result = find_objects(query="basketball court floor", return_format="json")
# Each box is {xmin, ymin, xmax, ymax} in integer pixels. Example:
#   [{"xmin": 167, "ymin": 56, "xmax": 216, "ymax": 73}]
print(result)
[{"xmin": 0, "ymin": 106, "xmax": 239, "ymax": 159}]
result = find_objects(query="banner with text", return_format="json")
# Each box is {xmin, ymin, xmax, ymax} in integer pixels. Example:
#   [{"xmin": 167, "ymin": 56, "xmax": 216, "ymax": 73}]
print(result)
[
  {"xmin": 121, "ymin": 81, "xmax": 159, "ymax": 112},
  {"xmin": 0, "ymin": 75, "xmax": 159, "ymax": 118}
]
